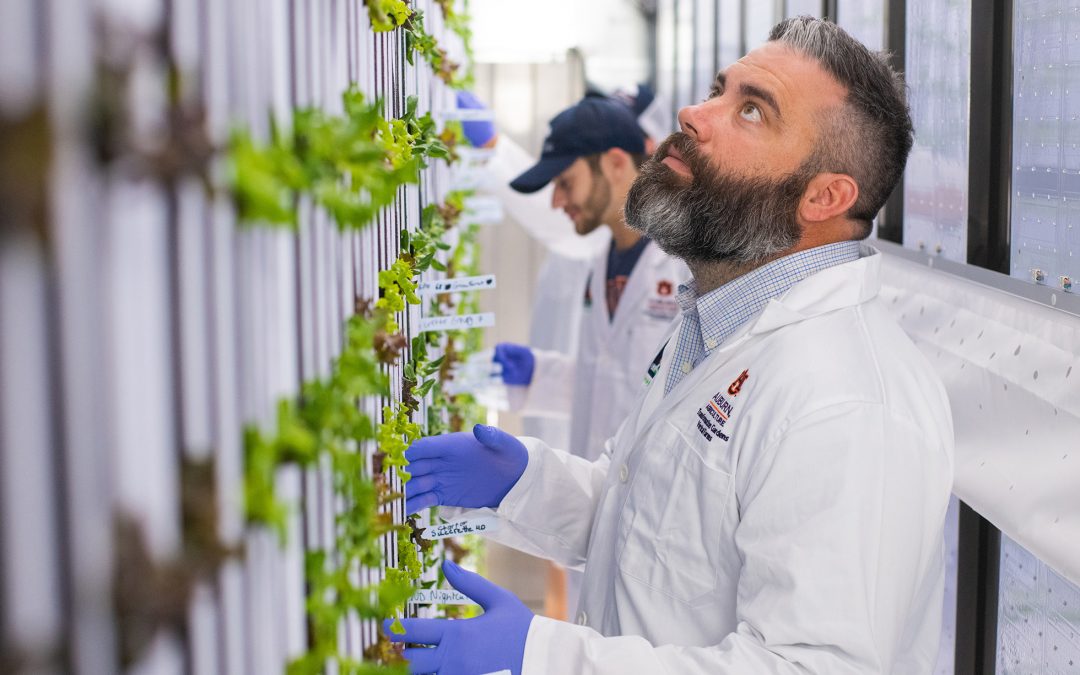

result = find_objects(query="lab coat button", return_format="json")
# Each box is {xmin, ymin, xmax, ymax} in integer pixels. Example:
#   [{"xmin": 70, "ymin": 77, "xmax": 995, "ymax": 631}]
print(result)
[
  {"xmin": 577, "ymin": 611, "xmax": 588, "ymax": 625},
  {"xmin": 619, "ymin": 463, "xmax": 629, "ymax": 482}
]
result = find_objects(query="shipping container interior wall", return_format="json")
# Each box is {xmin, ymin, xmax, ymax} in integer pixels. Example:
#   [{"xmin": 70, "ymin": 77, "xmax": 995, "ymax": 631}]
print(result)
[{"xmin": 654, "ymin": 2, "xmax": 1080, "ymax": 675}]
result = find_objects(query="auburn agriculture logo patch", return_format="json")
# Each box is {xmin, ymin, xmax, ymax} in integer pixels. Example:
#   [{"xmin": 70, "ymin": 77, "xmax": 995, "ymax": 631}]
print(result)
[{"xmin": 727, "ymin": 369, "xmax": 749, "ymax": 396}]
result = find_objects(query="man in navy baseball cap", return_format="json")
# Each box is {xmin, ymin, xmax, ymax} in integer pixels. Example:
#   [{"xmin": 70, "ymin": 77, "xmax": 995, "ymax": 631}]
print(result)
[{"xmin": 509, "ymin": 96, "xmax": 646, "ymax": 194}]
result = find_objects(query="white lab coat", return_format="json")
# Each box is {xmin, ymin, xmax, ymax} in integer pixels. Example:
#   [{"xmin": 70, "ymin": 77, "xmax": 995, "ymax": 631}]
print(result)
[
  {"xmin": 480, "ymin": 247, "xmax": 955, "ymax": 674},
  {"xmin": 510, "ymin": 236, "xmax": 689, "ymax": 461}
]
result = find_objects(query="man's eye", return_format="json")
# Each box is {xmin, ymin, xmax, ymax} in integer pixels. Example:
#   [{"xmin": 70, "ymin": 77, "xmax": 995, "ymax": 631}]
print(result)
[
  {"xmin": 739, "ymin": 103, "xmax": 762, "ymax": 123},
  {"xmin": 706, "ymin": 88, "xmax": 720, "ymax": 101}
]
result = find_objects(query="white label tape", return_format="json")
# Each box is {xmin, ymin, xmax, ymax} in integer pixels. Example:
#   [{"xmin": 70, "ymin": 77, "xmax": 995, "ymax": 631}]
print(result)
[
  {"xmin": 420, "ymin": 516, "xmax": 500, "ymax": 541},
  {"xmin": 438, "ymin": 109, "xmax": 497, "ymax": 122},
  {"xmin": 463, "ymin": 196, "xmax": 504, "ymax": 225},
  {"xmin": 419, "ymin": 313, "xmax": 495, "ymax": 333},
  {"xmin": 409, "ymin": 588, "xmax": 477, "ymax": 606},
  {"xmin": 416, "ymin": 275, "xmax": 497, "ymax": 296}
]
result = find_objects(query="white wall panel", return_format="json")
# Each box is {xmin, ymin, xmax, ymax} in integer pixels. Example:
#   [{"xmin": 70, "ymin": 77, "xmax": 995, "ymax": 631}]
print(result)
[
  {"xmin": 836, "ymin": 0, "xmax": 885, "ymax": 51},
  {"xmin": 692, "ymin": 0, "xmax": 717, "ymax": 104},
  {"xmin": 4, "ymin": 0, "xmax": 471, "ymax": 671},
  {"xmin": 881, "ymin": 253, "xmax": 1080, "ymax": 588},
  {"xmin": 0, "ymin": 234, "xmax": 64, "ymax": 675}
]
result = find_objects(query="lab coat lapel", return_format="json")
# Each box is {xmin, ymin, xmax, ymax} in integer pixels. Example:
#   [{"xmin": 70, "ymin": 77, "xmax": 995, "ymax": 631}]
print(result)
[
  {"xmin": 608, "ymin": 240, "xmax": 661, "ymax": 335},
  {"xmin": 632, "ymin": 246, "xmax": 883, "ymax": 437},
  {"xmin": 585, "ymin": 251, "xmax": 611, "ymax": 339},
  {"xmin": 635, "ymin": 323, "xmax": 755, "ymax": 437}
]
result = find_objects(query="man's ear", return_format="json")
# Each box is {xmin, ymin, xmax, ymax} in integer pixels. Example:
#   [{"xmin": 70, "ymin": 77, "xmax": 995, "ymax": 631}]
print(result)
[
  {"xmin": 601, "ymin": 148, "xmax": 631, "ymax": 178},
  {"xmin": 799, "ymin": 173, "xmax": 859, "ymax": 224}
]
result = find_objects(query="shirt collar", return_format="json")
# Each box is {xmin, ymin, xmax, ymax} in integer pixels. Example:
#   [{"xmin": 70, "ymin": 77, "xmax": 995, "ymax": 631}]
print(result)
[{"xmin": 682, "ymin": 241, "xmax": 864, "ymax": 355}]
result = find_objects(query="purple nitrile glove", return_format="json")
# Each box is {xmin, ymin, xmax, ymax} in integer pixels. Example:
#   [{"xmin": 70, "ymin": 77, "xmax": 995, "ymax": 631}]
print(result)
[
  {"xmin": 493, "ymin": 343, "xmax": 535, "ymax": 386},
  {"xmin": 404, "ymin": 424, "xmax": 529, "ymax": 515},
  {"xmin": 456, "ymin": 91, "xmax": 497, "ymax": 149},
  {"xmin": 385, "ymin": 559, "xmax": 534, "ymax": 675}
]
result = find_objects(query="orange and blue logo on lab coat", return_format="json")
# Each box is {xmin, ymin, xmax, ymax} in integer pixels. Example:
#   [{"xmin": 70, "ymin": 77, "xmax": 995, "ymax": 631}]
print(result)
[
  {"xmin": 728, "ymin": 369, "xmax": 749, "ymax": 396},
  {"xmin": 696, "ymin": 391, "xmax": 735, "ymax": 443},
  {"xmin": 644, "ymin": 279, "xmax": 679, "ymax": 321}
]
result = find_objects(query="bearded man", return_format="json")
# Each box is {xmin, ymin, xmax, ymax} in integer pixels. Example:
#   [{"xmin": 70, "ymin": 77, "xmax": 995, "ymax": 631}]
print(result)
[
  {"xmin": 390, "ymin": 16, "xmax": 955, "ymax": 675},
  {"xmin": 493, "ymin": 95, "xmax": 687, "ymax": 467}
]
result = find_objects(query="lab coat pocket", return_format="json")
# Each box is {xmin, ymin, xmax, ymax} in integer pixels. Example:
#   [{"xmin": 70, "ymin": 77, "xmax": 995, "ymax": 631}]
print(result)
[{"xmin": 617, "ymin": 424, "xmax": 732, "ymax": 605}]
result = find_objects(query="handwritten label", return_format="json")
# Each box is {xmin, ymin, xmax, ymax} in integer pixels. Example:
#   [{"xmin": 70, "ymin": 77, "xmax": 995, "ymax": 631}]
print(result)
[
  {"xmin": 463, "ymin": 196, "xmax": 504, "ymax": 225},
  {"xmin": 409, "ymin": 588, "xmax": 477, "ymax": 606},
  {"xmin": 416, "ymin": 275, "xmax": 497, "ymax": 296},
  {"xmin": 419, "ymin": 313, "xmax": 495, "ymax": 333},
  {"xmin": 420, "ymin": 516, "xmax": 500, "ymax": 541}
]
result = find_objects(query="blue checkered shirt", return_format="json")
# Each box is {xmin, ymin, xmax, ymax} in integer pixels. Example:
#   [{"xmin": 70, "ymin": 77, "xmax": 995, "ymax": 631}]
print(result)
[{"xmin": 664, "ymin": 241, "xmax": 863, "ymax": 396}]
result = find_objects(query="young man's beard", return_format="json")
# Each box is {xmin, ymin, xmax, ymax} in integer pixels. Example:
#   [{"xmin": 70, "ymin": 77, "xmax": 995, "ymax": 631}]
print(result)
[
  {"xmin": 624, "ymin": 132, "xmax": 817, "ymax": 265},
  {"xmin": 574, "ymin": 171, "xmax": 612, "ymax": 235}
]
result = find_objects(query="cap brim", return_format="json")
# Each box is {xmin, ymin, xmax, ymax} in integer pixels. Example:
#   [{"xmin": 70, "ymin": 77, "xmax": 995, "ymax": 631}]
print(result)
[{"xmin": 509, "ymin": 155, "xmax": 577, "ymax": 194}]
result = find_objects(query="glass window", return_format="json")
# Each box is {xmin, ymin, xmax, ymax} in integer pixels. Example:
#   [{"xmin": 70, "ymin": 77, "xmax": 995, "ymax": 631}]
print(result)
[
  {"xmin": 1009, "ymin": 2, "xmax": 1080, "ymax": 292},
  {"xmin": 934, "ymin": 497, "xmax": 960, "ymax": 675},
  {"xmin": 997, "ymin": 535, "xmax": 1080, "ymax": 673},
  {"xmin": 902, "ymin": 0, "xmax": 972, "ymax": 261},
  {"xmin": 836, "ymin": 0, "xmax": 885, "ymax": 52}
]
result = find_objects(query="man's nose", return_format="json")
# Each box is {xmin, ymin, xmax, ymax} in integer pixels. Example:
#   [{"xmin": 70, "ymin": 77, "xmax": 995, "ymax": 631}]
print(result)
[
  {"xmin": 677, "ymin": 102, "xmax": 712, "ymax": 143},
  {"xmin": 551, "ymin": 186, "xmax": 566, "ymax": 210}
]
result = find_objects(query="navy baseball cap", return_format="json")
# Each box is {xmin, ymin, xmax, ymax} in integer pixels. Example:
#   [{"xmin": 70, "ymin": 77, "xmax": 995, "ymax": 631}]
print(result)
[{"xmin": 510, "ymin": 96, "xmax": 646, "ymax": 194}]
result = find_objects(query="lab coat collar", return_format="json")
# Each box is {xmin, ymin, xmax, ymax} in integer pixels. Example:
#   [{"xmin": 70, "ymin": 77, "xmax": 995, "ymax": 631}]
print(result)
[
  {"xmin": 749, "ymin": 244, "xmax": 881, "ymax": 335},
  {"xmin": 634, "ymin": 244, "xmax": 881, "ymax": 434}
]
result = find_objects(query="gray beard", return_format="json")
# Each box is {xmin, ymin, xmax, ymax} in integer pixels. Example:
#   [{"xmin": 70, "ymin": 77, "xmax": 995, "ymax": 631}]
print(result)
[{"xmin": 624, "ymin": 134, "xmax": 814, "ymax": 265}]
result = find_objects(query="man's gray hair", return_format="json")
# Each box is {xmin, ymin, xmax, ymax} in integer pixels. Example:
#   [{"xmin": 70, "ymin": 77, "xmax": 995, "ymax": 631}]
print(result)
[{"xmin": 769, "ymin": 17, "xmax": 914, "ymax": 236}]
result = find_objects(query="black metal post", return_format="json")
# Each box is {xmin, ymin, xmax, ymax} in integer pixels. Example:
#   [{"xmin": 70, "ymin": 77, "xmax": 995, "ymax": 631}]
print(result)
[
  {"xmin": 954, "ymin": 501, "xmax": 1002, "ymax": 675},
  {"xmin": 966, "ymin": 0, "xmax": 1013, "ymax": 273},
  {"xmin": 878, "ymin": 0, "xmax": 906, "ymax": 244}
]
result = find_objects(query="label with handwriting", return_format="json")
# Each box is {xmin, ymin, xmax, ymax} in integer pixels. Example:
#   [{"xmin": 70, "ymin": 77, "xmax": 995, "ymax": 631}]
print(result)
[
  {"xmin": 409, "ymin": 588, "xmax": 477, "ymax": 606},
  {"xmin": 419, "ymin": 313, "xmax": 495, "ymax": 333},
  {"xmin": 420, "ymin": 515, "xmax": 500, "ymax": 541},
  {"xmin": 417, "ymin": 275, "xmax": 497, "ymax": 296}
]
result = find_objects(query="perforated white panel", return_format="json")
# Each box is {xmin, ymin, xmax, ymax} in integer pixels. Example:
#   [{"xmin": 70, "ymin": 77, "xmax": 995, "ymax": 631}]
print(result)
[
  {"xmin": 903, "ymin": 0, "xmax": 971, "ymax": 261},
  {"xmin": 1010, "ymin": 3, "xmax": 1080, "ymax": 295},
  {"xmin": 998, "ymin": 535, "xmax": 1080, "ymax": 674}
]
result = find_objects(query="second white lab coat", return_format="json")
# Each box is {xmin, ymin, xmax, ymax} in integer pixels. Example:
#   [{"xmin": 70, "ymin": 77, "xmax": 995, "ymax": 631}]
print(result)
[
  {"xmin": 511, "ymin": 235, "xmax": 689, "ymax": 461},
  {"xmin": 480, "ymin": 247, "xmax": 955, "ymax": 674}
]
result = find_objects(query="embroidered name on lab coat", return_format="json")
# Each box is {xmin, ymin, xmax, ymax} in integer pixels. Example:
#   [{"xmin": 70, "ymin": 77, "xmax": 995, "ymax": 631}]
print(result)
[{"xmin": 696, "ymin": 391, "xmax": 734, "ymax": 443}]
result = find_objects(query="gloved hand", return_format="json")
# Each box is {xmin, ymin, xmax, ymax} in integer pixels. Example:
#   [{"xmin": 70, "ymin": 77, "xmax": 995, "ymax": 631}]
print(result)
[
  {"xmin": 493, "ymin": 343, "xmax": 535, "ymax": 386},
  {"xmin": 404, "ymin": 424, "xmax": 529, "ymax": 515},
  {"xmin": 385, "ymin": 559, "xmax": 534, "ymax": 675}
]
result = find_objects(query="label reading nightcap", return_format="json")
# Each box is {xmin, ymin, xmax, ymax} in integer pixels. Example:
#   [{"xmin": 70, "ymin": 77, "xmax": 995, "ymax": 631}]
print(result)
[{"xmin": 409, "ymin": 588, "xmax": 477, "ymax": 606}]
